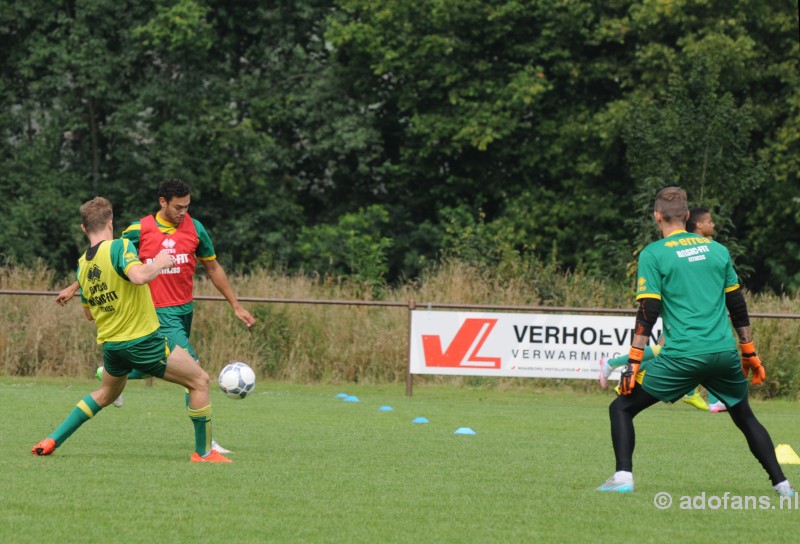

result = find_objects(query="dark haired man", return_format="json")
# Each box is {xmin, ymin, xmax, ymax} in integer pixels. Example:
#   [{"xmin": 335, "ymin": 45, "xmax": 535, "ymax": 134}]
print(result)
[
  {"xmin": 56, "ymin": 179, "xmax": 255, "ymax": 453},
  {"xmin": 35, "ymin": 197, "xmax": 230, "ymax": 462},
  {"xmin": 686, "ymin": 206, "xmax": 715, "ymax": 239}
]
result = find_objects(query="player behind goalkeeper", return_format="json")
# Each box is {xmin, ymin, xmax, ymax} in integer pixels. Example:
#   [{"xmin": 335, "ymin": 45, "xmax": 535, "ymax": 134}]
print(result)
[{"xmin": 597, "ymin": 186, "xmax": 792, "ymax": 496}]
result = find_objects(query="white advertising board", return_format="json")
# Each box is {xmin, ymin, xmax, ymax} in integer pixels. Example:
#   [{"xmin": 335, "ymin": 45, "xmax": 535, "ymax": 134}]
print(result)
[{"xmin": 409, "ymin": 310, "xmax": 661, "ymax": 379}]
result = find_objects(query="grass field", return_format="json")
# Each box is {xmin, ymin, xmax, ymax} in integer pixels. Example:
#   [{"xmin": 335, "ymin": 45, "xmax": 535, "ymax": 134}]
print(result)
[{"xmin": 5, "ymin": 378, "xmax": 800, "ymax": 543}]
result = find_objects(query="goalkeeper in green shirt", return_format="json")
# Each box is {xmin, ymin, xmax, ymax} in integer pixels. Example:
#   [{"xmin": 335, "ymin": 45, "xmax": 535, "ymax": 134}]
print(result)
[
  {"xmin": 596, "ymin": 186, "xmax": 792, "ymax": 497},
  {"xmin": 598, "ymin": 206, "xmax": 726, "ymax": 412}
]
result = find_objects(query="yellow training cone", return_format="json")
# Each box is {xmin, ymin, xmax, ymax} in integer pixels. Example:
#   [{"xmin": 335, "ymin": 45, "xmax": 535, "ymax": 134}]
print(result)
[{"xmin": 775, "ymin": 444, "xmax": 800, "ymax": 464}]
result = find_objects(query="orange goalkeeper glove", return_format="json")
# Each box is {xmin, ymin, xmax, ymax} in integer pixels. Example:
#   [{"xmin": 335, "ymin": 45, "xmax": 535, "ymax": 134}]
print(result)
[
  {"xmin": 619, "ymin": 347, "xmax": 644, "ymax": 395},
  {"xmin": 740, "ymin": 341, "xmax": 766, "ymax": 385}
]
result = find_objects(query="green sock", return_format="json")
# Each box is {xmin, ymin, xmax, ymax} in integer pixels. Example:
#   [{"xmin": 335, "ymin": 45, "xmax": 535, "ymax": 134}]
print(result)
[
  {"xmin": 708, "ymin": 391, "xmax": 720, "ymax": 404},
  {"xmin": 188, "ymin": 404, "xmax": 213, "ymax": 455},
  {"xmin": 49, "ymin": 394, "xmax": 102, "ymax": 446},
  {"xmin": 607, "ymin": 346, "xmax": 657, "ymax": 368}
]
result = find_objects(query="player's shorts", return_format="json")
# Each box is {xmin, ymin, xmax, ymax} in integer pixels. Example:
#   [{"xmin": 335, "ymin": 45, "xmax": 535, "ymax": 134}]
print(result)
[
  {"xmin": 156, "ymin": 309, "xmax": 197, "ymax": 361},
  {"xmin": 102, "ymin": 330, "xmax": 176, "ymax": 379},
  {"xmin": 641, "ymin": 350, "xmax": 747, "ymax": 407}
]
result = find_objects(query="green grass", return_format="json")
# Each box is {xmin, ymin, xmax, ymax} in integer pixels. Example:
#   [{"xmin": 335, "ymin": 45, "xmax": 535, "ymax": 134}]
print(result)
[{"xmin": 4, "ymin": 378, "xmax": 800, "ymax": 543}]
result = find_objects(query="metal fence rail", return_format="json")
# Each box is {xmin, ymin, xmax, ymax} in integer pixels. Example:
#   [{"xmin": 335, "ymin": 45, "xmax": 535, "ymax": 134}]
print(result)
[
  {"xmin": 2, "ymin": 289, "xmax": 799, "ymax": 319},
  {"xmin": 4, "ymin": 289, "xmax": 799, "ymax": 395}
]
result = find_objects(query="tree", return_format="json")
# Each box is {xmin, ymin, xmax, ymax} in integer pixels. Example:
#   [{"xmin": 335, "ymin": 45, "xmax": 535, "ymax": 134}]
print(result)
[{"xmin": 0, "ymin": 0, "xmax": 797, "ymax": 293}]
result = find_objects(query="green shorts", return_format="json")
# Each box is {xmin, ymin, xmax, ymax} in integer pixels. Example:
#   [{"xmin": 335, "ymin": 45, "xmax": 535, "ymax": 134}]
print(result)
[
  {"xmin": 103, "ymin": 330, "xmax": 176, "ymax": 379},
  {"xmin": 641, "ymin": 350, "xmax": 748, "ymax": 407},
  {"xmin": 156, "ymin": 309, "xmax": 197, "ymax": 361}
]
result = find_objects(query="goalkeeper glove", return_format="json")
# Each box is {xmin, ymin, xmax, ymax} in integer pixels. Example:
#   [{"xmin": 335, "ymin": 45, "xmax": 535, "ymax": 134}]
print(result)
[
  {"xmin": 740, "ymin": 341, "xmax": 766, "ymax": 385},
  {"xmin": 619, "ymin": 347, "xmax": 644, "ymax": 395}
]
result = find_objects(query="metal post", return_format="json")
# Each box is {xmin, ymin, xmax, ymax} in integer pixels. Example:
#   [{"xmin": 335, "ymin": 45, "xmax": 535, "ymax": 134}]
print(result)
[{"xmin": 405, "ymin": 300, "xmax": 416, "ymax": 396}]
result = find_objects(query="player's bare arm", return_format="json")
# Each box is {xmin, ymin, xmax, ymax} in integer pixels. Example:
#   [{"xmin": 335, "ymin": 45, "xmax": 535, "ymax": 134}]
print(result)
[
  {"xmin": 55, "ymin": 281, "xmax": 81, "ymax": 306},
  {"xmin": 201, "ymin": 258, "xmax": 256, "ymax": 329},
  {"xmin": 127, "ymin": 252, "xmax": 176, "ymax": 285}
]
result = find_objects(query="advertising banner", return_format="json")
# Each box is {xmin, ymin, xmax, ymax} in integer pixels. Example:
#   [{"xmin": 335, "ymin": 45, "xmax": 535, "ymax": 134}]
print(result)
[{"xmin": 409, "ymin": 310, "xmax": 662, "ymax": 379}]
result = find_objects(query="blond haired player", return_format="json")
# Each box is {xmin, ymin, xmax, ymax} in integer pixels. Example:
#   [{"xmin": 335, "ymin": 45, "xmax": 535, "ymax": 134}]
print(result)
[{"xmin": 33, "ymin": 197, "xmax": 230, "ymax": 463}]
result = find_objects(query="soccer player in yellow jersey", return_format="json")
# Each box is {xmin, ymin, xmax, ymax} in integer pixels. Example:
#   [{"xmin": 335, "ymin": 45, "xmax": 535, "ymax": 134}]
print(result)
[
  {"xmin": 55, "ymin": 178, "xmax": 255, "ymax": 453},
  {"xmin": 32, "ymin": 197, "xmax": 230, "ymax": 462}
]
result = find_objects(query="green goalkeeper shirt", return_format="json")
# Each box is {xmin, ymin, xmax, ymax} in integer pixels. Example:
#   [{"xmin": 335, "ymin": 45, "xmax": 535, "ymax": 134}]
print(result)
[{"xmin": 635, "ymin": 230, "xmax": 739, "ymax": 358}]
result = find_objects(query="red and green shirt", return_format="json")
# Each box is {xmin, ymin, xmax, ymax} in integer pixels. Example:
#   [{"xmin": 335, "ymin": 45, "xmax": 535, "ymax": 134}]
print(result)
[{"xmin": 121, "ymin": 213, "xmax": 216, "ymax": 315}]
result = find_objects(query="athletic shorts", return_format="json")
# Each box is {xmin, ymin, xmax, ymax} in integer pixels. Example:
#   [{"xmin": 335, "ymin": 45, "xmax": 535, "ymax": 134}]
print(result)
[
  {"xmin": 156, "ymin": 310, "xmax": 197, "ymax": 361},
  {"xmin": 103, "ymin": 330, "xmax": 176, "ymax": 379},
  {"xmin": 641, "ymin": 350, "xmax": 748, "ymax": 407}
]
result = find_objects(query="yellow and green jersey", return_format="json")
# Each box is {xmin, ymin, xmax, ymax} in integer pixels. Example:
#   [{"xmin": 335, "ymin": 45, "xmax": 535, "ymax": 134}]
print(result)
[
  {"xmin": 78, "ymin": 238, "xmax": 160, "ymax": 344},
  {"xmin": 635, "ymin": 230, "xmax": 738, "ymax": 358}
]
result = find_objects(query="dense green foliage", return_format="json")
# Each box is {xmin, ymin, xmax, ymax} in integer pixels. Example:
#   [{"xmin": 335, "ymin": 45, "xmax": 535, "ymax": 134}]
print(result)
[{"xmin": 1, "ymin": 1, "xmax": 797, "ymax": 291}]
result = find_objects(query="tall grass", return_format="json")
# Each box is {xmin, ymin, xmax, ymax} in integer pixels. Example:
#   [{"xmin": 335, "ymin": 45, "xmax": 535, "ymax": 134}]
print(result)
[
  {"xmin": 2, "ymin": 260, "xmax": 800, "ymax": 397},
  {"xmin": 0, "ymin": 264, "xmax": 99, "ymax": 376}
]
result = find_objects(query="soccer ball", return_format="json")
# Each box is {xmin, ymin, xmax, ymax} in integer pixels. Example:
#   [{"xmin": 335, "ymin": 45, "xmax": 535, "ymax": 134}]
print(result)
[{"xmin": 218, "ymin": 362, "xmax": 256, "ymax": 399}]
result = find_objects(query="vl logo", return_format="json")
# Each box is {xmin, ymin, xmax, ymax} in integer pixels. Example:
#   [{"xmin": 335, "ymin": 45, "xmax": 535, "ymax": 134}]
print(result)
[
  {"xmin": 87, "ymin": 264, "xmax": 102, "ymax": 283},
  {"xmin": 422, "ymin": 318, "xmax": 501, "ymax": 369},
  {"xmin": 162, "ymin": 238, "xmax": 176, "ymax": 249}
]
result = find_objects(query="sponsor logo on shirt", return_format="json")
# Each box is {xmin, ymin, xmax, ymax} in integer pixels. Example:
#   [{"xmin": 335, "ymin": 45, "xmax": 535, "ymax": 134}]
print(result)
[
  {"xmin": 676, "ymin": 245, "xmax": 709, "ymax": 262},
  {"xmin": 666, "ymin": 236, "xmax": 711, "ymax": 248}
]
